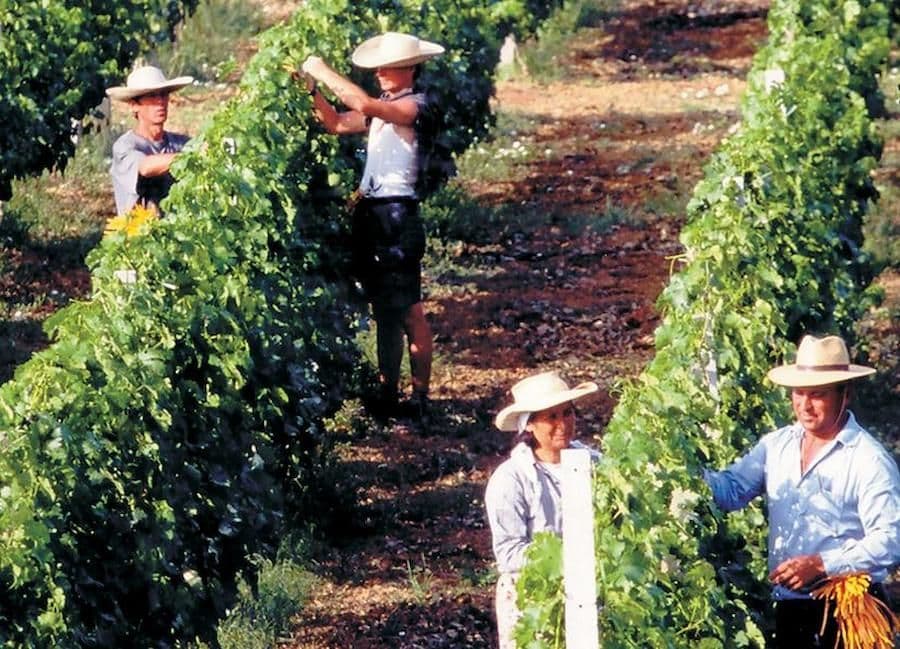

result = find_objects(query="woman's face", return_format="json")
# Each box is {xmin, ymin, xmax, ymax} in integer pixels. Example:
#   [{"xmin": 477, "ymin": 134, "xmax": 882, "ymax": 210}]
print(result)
[{"xmin": 527, "ymin": 401, "xmax": 576, "ymax": 453}]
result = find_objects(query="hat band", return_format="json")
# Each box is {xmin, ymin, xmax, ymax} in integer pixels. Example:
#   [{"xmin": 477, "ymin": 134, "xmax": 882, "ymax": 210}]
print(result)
[{"xmin": 795, "ymin": 364, "xmax": 850, "ymax": 372}]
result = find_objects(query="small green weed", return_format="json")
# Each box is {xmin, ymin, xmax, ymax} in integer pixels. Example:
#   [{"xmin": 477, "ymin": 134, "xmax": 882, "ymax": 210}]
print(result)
[
  {"xmin": 216, "ymin": 537, "xmax": 318, "ymax": 649},
  {"xmin": 459, "ymin": 565, "xmax": 497, "ymax": 589},
  {"xmin": 643, "ymin": 188, "xmax": 688, "ymax": 219},
  {"xmin": 405, "ymin": 554, "xmax": 435, "ymax": 605}
]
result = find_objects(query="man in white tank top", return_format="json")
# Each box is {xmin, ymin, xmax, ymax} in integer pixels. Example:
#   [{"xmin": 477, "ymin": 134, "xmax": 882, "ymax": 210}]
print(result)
[{"xmin": 300, "ymin": 32, "xmax": 445, "ymax": 426}]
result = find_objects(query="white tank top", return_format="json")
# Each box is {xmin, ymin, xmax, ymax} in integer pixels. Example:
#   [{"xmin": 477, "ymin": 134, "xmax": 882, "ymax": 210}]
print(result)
[{"xmin": 359, "ymin": 92, "xmax": 424, "ymax": 198}]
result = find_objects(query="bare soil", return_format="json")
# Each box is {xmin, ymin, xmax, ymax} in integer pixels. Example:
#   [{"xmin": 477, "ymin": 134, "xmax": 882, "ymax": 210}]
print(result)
[{"xmin": 284, "ymin": 2, "xmax": 778, "ymax": 647}]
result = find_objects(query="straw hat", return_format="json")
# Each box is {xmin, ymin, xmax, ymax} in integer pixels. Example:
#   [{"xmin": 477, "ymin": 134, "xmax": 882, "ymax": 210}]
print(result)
[
  {"xmin": 351, "ymin": 32, "xmax": 445, "ymax": 69},
  {"xmin": 495, "ymin": 371, "xmax": 598, "ymax": 431},
  {"xmin": 106, "ymin": 65, "xmax": 194, "ymax": 101},
  {"xmin": 767, "ymin": 335, "xmax": 875, "ymax": 388}
]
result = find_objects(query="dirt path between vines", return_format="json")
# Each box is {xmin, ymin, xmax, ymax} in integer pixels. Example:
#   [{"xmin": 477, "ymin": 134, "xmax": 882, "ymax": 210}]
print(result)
[{"xmin": 284, "ymin": 2, "xmax": 772, "ymax": 647}]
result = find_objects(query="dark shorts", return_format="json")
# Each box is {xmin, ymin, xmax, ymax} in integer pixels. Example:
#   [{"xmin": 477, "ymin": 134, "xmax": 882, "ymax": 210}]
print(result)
[{"xmin": 351, "ymin": 197, "xmax": 425, "ymax": 319}]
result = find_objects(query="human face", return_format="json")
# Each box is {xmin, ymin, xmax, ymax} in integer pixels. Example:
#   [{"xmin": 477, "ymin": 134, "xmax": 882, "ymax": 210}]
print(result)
[
  {"xmin": 132, "ymin": 91, "xmax": 170, "ymax": 127},
  {"xmin": 791, "ymin": 384, "xmax": 848, "ymax": 439},
  {"xmin": 375, "ymin": 66, "xmax": 414, "ymax": 94},
  {"xmin": 527, "ymin": 401, "xmax": 576, "ymax": 457}
]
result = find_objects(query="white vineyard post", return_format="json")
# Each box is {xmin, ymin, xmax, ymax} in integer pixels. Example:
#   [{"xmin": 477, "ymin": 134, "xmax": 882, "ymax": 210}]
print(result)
[{"xmin": 561, "ymin": 448, "xmax": 600, "ymax": 649}]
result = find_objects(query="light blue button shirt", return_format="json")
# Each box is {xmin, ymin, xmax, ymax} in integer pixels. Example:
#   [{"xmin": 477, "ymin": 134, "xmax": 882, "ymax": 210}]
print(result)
[{"xmin": 704, "ymin": 412, "xmax": 900, "ymax": 600}]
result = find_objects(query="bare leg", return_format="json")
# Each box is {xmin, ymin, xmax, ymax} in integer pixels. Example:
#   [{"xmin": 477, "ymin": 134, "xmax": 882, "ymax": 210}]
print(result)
[
  {"xmin": 375, "ymin": 310, "xmax": 404, "ymax": 398},
  {"xmin": 403, "ymin": 302, "xmax": 432, "ymax": 395}
]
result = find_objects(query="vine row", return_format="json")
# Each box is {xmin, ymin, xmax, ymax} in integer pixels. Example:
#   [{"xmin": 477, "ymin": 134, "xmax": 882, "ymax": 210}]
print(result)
[{"xmin": 516, "ymin": 0, "xmax": 892, "ymax": 646}]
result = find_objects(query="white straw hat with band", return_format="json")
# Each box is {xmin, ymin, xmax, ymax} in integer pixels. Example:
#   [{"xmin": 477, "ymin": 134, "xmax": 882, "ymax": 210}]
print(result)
[
  {"xmin": 495, "ymin": 371, "xmax": 598, "ymax": 432},
  {"xmin": 767, "ymin": 335, "xmax": 876, "ymax": 388},
  {"xmin": 106, "ymin": 65, "xmax": 194, "ymax": 101},
  {"xmin": 351, "ymin": 32, "xmax": 445, "ymax": 69}
]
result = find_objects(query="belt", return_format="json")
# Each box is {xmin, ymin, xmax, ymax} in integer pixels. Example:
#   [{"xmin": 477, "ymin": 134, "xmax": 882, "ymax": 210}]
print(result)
[{"xmin": 360, "ymin": 195, "xmax": 417, "ymax": 205}]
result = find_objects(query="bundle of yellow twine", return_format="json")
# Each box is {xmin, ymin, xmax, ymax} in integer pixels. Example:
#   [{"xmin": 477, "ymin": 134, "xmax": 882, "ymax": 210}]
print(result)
[{"xmin": 810, "ymin": 572, "xmax": 898, "ymax": 649}]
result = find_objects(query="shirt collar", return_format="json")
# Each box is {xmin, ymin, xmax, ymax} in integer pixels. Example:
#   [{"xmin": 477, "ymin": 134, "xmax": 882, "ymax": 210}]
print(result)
[
  {"xmin": 790, "ymin": 410, "xmax": 863, "ymax": 447},
  {"xmin": 380, "ymin": 89, "xmax": 414, "ymax": 101},
  {"xmin": 835, "ymin": 410, "xmax": 863, "ymax": 447}
]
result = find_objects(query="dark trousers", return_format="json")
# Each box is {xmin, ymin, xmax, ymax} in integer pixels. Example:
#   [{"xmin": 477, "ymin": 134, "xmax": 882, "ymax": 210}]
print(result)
[
  {"xmin": 350, "ymin": 197, "xmax": 424, "ymax": 316},
  {"xmin": 774, "ymin": 585, "xmax": 891, "ymax": 649},
  {"xmin": 774, "ymin": 599, "xmax": 838, "ymax": 648}
]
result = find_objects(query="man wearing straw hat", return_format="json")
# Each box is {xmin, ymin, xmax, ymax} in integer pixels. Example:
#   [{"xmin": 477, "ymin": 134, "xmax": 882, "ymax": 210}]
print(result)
[
  {"xmin": 704, "ymin": 334, "xmax": 900, "ymax": 648},
  {"xmin": 299, "ymin": 32, "xmax": 444, "ymax": 424},
  {"xmin": 106, "ymin": 65, "xmax": 193, "ymax": 215}
]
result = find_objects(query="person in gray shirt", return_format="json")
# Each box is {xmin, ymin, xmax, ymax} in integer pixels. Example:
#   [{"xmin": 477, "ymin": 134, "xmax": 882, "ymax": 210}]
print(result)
[
  {"xmin": 485, "ymin": 371, "xmax": 600, "ymax": 649},
  {"xmin": 106, "ymin": 66, "xmax": 193, "ymax": 215}
]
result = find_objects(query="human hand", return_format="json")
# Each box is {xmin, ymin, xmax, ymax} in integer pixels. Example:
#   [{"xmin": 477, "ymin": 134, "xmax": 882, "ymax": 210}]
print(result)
[
  {"xmin": 768, "ymin": 554, "xmax": 826, "ymax": 591},
  {"xmin": 288, "ymin": 71, "xmax": 316, "ymax": 93}
]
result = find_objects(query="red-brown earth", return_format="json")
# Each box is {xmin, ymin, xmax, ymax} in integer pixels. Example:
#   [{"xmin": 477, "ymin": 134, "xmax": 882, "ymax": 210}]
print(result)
[{"xmin": 285, "ymin": 2, "xmax": 776, "ymax": 647}]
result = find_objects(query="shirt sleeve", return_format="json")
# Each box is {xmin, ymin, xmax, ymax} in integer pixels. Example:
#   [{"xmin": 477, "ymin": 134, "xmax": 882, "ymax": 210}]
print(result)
[
  {"xmin": 819, "ymin": 448, "xmax": 900, "ymax": 577},
  {"xmin": 703, "ymin": 438, "xmax": 768, "ymax": 512},
  {"xmin": 485, "ymin": 464, "xmax": 532, "ymax": 573},
  {"xmin": 110, "ymin": 135, "xmax": 144, "ymax": 215}
]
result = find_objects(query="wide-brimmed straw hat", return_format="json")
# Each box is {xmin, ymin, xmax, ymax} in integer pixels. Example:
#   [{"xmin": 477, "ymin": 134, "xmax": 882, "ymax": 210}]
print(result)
[
  {"xmin": 351, "ymin": 32, "xmax": 445, "ymax": 69},
  {"xmin": 767, "ymin": 335, "xmax": 875, "ymax": 388},
  {"xmin": 106, "ymin": 65, "xmax": 194, "ymax": 101},
  {"xmin": 495, "ymin": 371, "xmax": 598, "ymax": 431}
]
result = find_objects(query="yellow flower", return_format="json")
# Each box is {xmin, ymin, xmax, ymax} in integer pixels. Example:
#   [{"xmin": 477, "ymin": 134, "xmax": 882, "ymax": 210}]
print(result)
[
  {"xmin": 104, "ymin": 204, "xmax": 159, "ymax": 238},
  {"xmin": 811, "ymin": 572, "xmax": 899, "ymax": 649}
]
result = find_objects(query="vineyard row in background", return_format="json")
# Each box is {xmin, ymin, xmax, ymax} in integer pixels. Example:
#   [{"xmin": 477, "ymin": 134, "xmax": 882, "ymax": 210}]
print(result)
[{"xmin": 516, "ymin": 0, "xmax": 897, "ymax": 647}]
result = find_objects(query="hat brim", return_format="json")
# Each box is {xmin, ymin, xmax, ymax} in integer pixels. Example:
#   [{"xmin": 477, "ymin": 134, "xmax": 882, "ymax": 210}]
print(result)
[
  {"xmin": 351, "ymin": 39, "xmax": 445, "ymax": 69},
  {"xmin": 766, "ymin": 364, "xmax": 876, "ymax": 388},
  {"xmin": 106, "ymin": 77, "xmax": 194, "ymax": 101},
  {"xmin": 495, "ymin": 382, "xmax": 598, "ymax": 431}
]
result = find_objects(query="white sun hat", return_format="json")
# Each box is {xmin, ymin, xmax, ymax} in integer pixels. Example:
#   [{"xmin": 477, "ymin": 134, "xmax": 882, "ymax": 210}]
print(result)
[
  {"xmin": 767, "ymin": 334, "xmax": 876, "ymax": 388},
  {"xmin": 351, "ymin": 32, "xmax": 445, "ymax": 69},
  {"xmin": 106, "ymin": 65, "xmax": 194, "ymax": 101},
  {"xmin": 495, "ymin": 371, "xmax": 598, "ymax": 432}
]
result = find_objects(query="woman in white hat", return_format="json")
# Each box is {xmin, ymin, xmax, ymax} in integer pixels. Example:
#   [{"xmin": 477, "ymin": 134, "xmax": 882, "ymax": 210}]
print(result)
[
  {"xmin": 704, "ymin": 334, "xmax": 900, "ymax": 648},
  {"xmin": 106, "ymin": 65, "xmax": 193, "ymax": 215},
  {"xmin": 299, "ymin": 32, "xmax": 444, "ymax": 424},
  {"xmin": 485, "ymin": 370, "xmax": 600, "ymax": 649}
]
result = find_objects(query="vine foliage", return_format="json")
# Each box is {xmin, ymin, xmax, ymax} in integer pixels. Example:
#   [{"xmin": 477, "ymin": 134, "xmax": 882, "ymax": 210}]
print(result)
[
  {"xmin": 515, "ymin": 0, "xmax": 892, "ymax": 646},
  {"xmin": 0, "ymin": 0, "xmax": 561, "ymax": 646},
  {"xmin": 0, "ymin": 0, "xmax": 200, "ymax": 200}
]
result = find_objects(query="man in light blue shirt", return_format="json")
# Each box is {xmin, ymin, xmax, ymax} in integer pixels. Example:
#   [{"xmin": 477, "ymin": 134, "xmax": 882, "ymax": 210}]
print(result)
[{"xmin": 704, "ymin": 334, "xmax": 900, "ymax": 648}]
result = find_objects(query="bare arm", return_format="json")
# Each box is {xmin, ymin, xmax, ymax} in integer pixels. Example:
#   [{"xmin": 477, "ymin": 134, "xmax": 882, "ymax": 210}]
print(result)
[
  {"xmin": 138, "ymin": 152, "xmax": 177, "ymax": 177},
  {"xmin": 302, "ymin": 56, "xmax": 419, "ymax": 128},
  {"xmin": 309, "ymin": 90, "xmax": 368, "ymax": 135}
]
